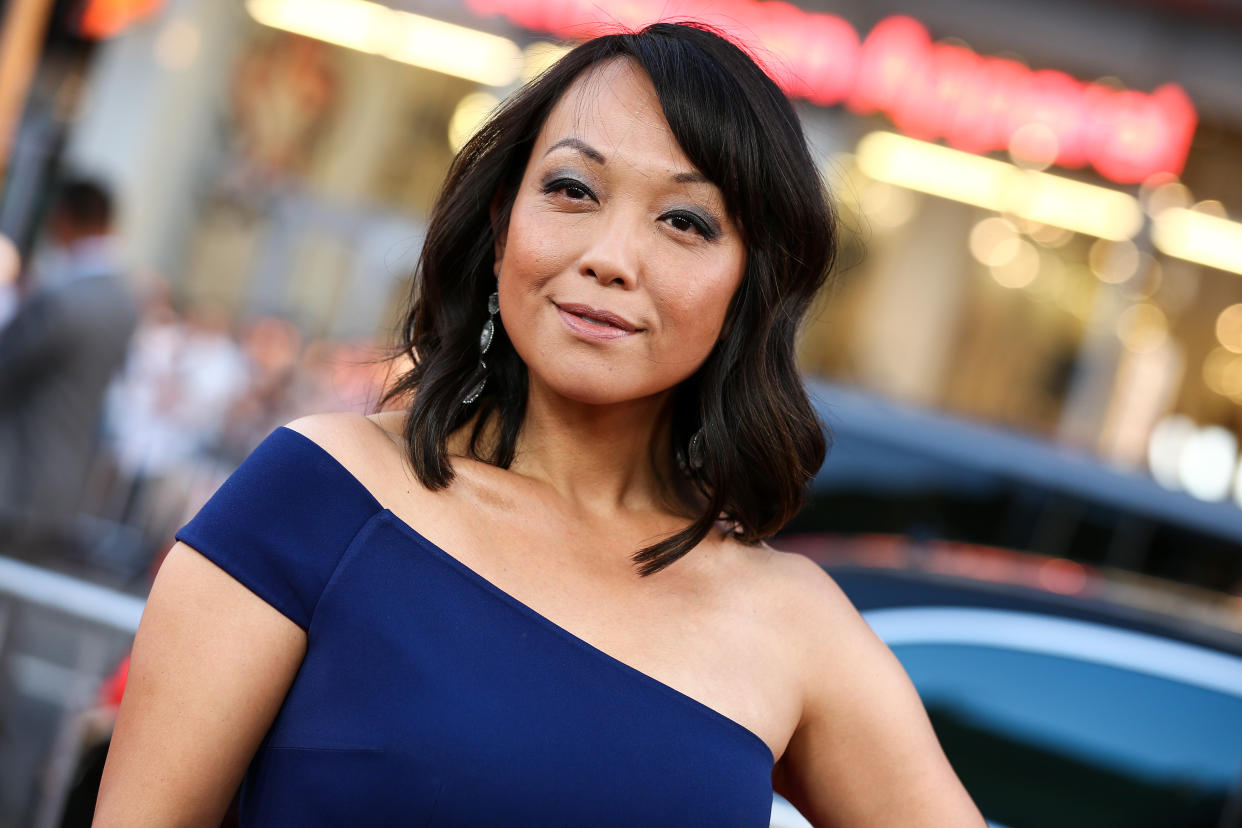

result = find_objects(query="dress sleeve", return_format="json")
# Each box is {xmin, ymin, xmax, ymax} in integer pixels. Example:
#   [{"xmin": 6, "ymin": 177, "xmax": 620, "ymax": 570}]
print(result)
[{"xmin": 175, "ymin": 427, "xmax": 383, "ymax": 630}]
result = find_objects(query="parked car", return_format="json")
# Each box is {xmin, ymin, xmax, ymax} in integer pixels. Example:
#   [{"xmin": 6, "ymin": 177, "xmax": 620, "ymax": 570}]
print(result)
[
  {"xmin": 768, "ymin": 535, "xmax": 1242, "ymax": 828},
  {"xmin": 797, "ymin": 380, "xmax": 1242, "ymax": 598}
]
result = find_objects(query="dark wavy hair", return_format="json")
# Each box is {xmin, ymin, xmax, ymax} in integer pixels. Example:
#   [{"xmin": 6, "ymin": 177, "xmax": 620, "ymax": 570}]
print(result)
[{"xmin": 383, "ymin": 22, "xmax": 837, "ymax": 575}]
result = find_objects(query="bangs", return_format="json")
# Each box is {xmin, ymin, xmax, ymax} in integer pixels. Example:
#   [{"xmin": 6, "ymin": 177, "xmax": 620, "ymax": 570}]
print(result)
[{"xmin": 619, "ymin": 25, "xmax": 801, "ymax": 243}]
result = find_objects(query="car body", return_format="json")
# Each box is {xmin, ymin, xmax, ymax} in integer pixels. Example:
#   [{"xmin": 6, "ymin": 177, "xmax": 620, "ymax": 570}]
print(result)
[{"xmin": 769, "ymin": 535, "xmax": 1242, "ymax": 828}]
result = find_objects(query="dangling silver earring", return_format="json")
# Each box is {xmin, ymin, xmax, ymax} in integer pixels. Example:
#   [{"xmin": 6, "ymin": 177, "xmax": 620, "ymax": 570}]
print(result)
[{"xmin": 462, "ymin": 291, "xmax": 499, "ymax": 405}]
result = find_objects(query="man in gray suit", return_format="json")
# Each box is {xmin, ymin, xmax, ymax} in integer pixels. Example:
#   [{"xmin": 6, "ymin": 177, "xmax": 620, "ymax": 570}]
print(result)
[{"xmin": 0, "ymin": 178, "xmax": 138, "ymax": 541}]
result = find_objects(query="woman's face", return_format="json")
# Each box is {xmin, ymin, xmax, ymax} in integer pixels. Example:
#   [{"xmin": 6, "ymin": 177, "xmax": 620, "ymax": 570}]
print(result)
[{"xmin": 493, "ymin": 58, "xmax": 746, "ymax": 407}]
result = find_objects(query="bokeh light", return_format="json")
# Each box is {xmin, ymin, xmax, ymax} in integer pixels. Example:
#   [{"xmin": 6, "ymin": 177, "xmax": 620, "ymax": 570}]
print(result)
[
  {"xmin": 1089, "ymin": 238, "xmax": 1140, "ymax": 284},
  {"xmin": 1215, "ymin": 304, "xmax": 1242, "ymax": 354},
  {"xmin": 1203, "ymin": 347, "xmax": 1242, "ymax": 399},
  {"xmin": 1027, "ymin": 222, "xmax": 1074, "ymax": 248},
  {"xmin": 1121, "ymin": 255, "xmax": 1162, "ymax": 301},
  {"xmin": 1116, "ymin": 302, "xmax": 1168, "ymax": 353},
  {"xmin": 970, "ymin": 217, "xmax": 1020, "ymax": 267},
  {"xmin": 1177, "ymin": 426, "xmax": 1238, "ymax": 502},
  {"xmin": 448, "ymin": 91, "xmax": 500, "ymax": 153},
  {"xmin": 1008, "ymin": 123, "xmax": 1059, "ymax": 171},
  {"xmin": 859, "ymin": 180, "xmax": 919, "ymax": 229},
  {"xmin": 1141, "ymin": 176, "xmax": 1192, "ymax": 217},
  {"xmin": 1191, "ymin": 199, "xmax": 1228, "ymax": 218},
  {"xmin": 1148, "ymin": 414, "xmax": 1196, "ymax": 490},
  {"xmin": 989, "ymin": 239, "xmax": 1040, "ymax": 288},
  {"xmin": 522, "ymin": 41, "xmax": 570, "ymax": 82}
]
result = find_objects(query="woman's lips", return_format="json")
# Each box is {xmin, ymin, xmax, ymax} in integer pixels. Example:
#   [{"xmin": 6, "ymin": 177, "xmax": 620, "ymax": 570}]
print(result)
[{"xmin": 555, "ymin": 302, "xmax": 640, "ymax": 341}]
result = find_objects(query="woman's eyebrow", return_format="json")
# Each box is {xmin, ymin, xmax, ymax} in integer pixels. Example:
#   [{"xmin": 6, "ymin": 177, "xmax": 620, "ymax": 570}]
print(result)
[
  {"xmin": 544, "ymin": 137, "xmax": 606, "ymax": 164},
  {"xmin": 543, "ymin": 137, "xmax": 710, "ymax": 185}
]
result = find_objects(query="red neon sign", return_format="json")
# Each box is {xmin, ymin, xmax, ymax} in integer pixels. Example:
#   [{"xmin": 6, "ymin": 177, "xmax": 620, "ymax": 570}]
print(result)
[
  {"xmin": 79, "ymin": 0, "xmax": 166, "ymax": 39},
  {"xmin": 466, "ymin": 0, "xmax": 1196, "ymax": 185}
]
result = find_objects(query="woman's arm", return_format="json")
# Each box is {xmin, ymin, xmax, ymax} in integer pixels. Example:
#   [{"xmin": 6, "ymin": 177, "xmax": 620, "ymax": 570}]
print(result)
[
  {"xmin": 94, "ymin": 542, "xmax": 307, "ymax": 827},
  {"xmin": 772, "ymin": 556, "xmax": 986, "ymax": 827}
]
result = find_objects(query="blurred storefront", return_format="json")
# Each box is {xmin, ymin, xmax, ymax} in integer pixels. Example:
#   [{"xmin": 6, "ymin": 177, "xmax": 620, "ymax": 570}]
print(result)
[{"xmin": 5, "ymin": 0, "xmax": 1242, "ymax": 509}]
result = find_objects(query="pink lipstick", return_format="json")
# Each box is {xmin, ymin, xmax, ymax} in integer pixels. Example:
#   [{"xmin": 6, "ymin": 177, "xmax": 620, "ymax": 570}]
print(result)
[{"xmin": 555, "ymin": 302, "xmax": 640, "ymax": 341}]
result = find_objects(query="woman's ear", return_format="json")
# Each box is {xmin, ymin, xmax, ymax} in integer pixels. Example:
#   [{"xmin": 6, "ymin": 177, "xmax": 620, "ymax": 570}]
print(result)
[{"xmin": 489, "ymin": 190, "xmax": 511, "ymax": 277}]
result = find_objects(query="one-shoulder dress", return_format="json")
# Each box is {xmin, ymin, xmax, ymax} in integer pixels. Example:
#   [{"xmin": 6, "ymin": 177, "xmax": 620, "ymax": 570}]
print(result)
[{"xmin": 175, "ymin": 427, "xmax": 776, "ymax": 826}]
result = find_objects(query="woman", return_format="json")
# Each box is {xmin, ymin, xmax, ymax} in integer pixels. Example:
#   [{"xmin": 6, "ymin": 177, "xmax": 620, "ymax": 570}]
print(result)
[{"xmin": 96, "ymin": 23, "xmax": 985, "ymax": 826}]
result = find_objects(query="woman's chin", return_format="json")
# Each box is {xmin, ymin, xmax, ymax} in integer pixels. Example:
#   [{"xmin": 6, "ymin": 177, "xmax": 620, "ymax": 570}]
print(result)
[
  {"xmin": 544, "ymin": 385, "xmax": 650, "ymax": 408},
  {"xmin": 533, "ymin": 370, "xmax": 669, "ymax": 408}
]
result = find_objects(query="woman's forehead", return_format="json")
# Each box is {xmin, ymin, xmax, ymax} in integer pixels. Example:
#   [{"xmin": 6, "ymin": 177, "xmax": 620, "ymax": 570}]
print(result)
[{"xmin": 533, "ymin": 58, "xmax": 695, "ymax": 172}]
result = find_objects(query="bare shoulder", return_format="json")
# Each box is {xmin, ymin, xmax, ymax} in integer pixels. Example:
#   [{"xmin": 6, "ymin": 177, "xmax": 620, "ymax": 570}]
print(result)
[
  {"xmin": 732, "ymin": 542, "xmax": 862, "ymax": 635},
  {"xmin": 713, "ymin": 540, "xmax": 876, "ymax": 684},
  {"xmin": 285, "ymin": 409, "xmax": 402, "ymax": 448},
  {"xmin": 758, "ymin": 547, "xmax": 988, "ymax": 824},
  {"xmin": 732, "ymin": 543, "xmax": 898, "ymax": 714},
  {"xmin": 754, "ymin": 544, "xmax": 846, "ymax": 598},
  {"xmin": 285, "ymin": 411, "xmax": 403, "ymax": 464},
  {"xmin": 282, "ymin": 411, "xmax": 413, "ymax": 501}
]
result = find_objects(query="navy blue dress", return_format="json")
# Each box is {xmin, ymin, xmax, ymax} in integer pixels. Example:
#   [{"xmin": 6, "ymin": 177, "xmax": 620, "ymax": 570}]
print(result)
[{"xmin": 176, "ymin": 427, "xmax": 775, "ymax": 826}]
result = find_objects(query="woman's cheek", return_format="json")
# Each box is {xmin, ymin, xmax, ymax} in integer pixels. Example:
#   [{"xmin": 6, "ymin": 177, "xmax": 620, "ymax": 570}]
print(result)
[
  {"xmin": 507, "ymin": 234, "xmax": 574, "ymax": 294},
  {"xmin": 660, "ymin": 277, "xmax": 735, "ymax": 349}
]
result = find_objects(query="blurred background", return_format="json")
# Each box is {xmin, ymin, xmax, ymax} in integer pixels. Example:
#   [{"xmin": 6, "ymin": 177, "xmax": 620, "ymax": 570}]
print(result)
[{"xmin": 1, "ymin": 0, "xmax": 1241, "ymax": 826}]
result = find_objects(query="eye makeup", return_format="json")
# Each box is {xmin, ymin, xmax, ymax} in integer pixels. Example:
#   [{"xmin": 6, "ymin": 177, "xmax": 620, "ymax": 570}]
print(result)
[
  {"xmin": 540, "ymin": 170, "xmax": 597, "ymax": 202},
  {"xmin": 662, "ymin": 208, "xmax": 722, "ymax": 241},
  {"xmin": 536, "ymin": 167, "xmax": 727, "ymax": 241}
]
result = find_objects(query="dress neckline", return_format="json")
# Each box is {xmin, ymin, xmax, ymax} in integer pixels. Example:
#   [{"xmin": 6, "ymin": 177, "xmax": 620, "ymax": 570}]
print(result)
[{"xmin": 277, "ymin": 426, "xmax": 777, "ymax": 766}]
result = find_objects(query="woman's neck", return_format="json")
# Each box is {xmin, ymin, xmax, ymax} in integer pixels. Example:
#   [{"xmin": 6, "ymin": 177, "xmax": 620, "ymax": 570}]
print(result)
[{"xmin": 507, "ymin": 377, "xmax": 676, "ymax": 519}]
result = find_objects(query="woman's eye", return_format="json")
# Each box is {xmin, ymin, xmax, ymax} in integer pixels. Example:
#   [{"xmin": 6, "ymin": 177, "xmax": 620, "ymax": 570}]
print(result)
[
  {"xmin": 544, "ymin": 178, "xmax": 594, "ymax": 201},
  {"xmin": 664, "ymin": 211, "xmax": 714, "ymax": 239}
]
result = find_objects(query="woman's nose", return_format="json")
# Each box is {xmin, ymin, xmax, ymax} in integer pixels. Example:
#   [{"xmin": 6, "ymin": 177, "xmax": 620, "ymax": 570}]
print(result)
[{"xmin": 578, "ymin": 211, "xmax": 641, "ymax": 289}]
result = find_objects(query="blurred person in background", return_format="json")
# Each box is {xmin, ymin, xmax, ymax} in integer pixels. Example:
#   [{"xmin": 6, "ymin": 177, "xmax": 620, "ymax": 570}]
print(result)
[
  {"xmin": 105, "ymin": 297, "xmax": 248, "ymax": 545},
  {"xmin": 103, "ymin": 280, "xmax": 192, "ymax": 544},
  {"xmin": 0, "ymin": 177, "xmax": 137, "ymax": 546},
  {"xmin": 148, "ymin": 299, "xmax": 250, "ymax": 470},
  {"xmin": 220, "ymin": 315, "xmax": 303, "ymax": 461},
  {"xmin": 279, "ymin": 337, "xmax": 387, "ymax": 427},
  {"xmin": 0, "ymin": 233, "xmax": 20, "ymax": 330},
  {"xmin": 105, "ymin": 278, "xmax": 185, "ymax": 486}
]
